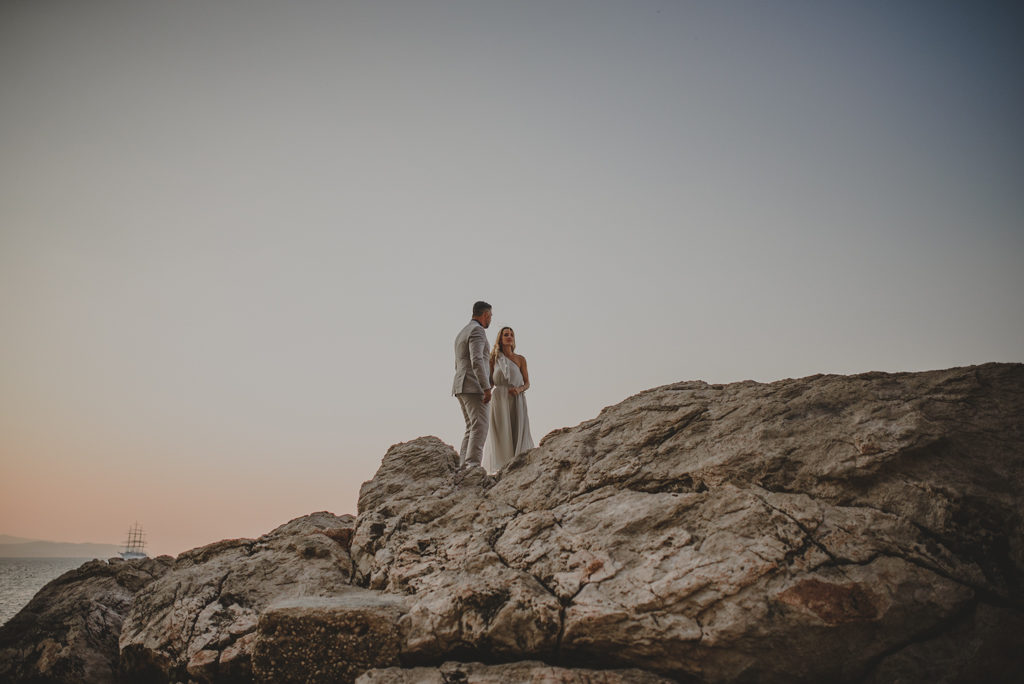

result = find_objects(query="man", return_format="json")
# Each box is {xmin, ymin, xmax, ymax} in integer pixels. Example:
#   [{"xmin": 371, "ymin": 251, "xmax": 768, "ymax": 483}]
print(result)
[{"xmin": 452, "ymin": 300, "xmax": 493, "ymax": 469}]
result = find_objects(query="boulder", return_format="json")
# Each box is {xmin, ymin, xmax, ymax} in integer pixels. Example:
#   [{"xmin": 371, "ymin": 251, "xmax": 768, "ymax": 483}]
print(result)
[
  {"xmin": 119, "ymin": 511, "xmax": 355, "ymax": 682},
  {"xmin": 351, "ymin": 363, "xmax": 1024, "ymax": 682},
  {"xmin": 351, "ymin": 438, "xmax": 561, "ymax": 663},
  {"xmin": 251, "ymin": 590, "xmax": 409, "ymax": 683},
  {"xmin": 0, "ymin": 556, "xmax": 173, "ymax": 684}
]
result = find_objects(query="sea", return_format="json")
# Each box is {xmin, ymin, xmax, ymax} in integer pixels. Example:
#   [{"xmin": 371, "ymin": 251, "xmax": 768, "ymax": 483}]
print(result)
[{"xmin": 0, "ymin": 557, "xmax": 94, "ymax": 626}]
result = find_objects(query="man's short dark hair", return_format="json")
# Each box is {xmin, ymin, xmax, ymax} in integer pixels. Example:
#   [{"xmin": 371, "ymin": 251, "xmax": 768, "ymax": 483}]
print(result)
[{"xmin": 473, "ymin": 301, "xmax": 492, "ymax": 317}]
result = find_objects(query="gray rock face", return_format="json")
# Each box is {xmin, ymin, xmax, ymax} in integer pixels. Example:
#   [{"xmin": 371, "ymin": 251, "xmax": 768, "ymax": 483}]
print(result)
[
  {"xmin": 0, "ymin": 557, "xmax": 172, "ymax": 684},
  {"xmin": 351, "ymin": 363, "xmax": 1024, "ymax": 682},
  {"xmin": 119, "ymin": 511, "xmax": 355, "ymax": 683},
  {"xmin": 4, "ymin": 364, "xmax": 1022, "ymax": 683},
  {"xmin": 351, "ymin": 438, "xmax": 562, "ymax": 664}
]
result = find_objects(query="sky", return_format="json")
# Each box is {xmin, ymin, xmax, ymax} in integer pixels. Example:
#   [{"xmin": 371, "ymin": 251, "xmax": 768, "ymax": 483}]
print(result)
[{"xmin": 1, "ymin": 0, "xmax": 1022, "ymax": 557}]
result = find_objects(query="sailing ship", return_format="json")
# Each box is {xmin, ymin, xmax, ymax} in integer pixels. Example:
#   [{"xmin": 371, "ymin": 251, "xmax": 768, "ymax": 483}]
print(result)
[{"xmin": 119, "ymin": 522, "xmax": 148, "ymax": 560}]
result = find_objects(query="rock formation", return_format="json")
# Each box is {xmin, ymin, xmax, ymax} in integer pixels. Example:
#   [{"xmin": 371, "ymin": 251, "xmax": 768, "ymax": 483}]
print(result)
[
  {"xmin": 0, "ymin": 556, "xmax": 172, "ymax": 683},
  {"xmin": 251, "ymin": 591, "xmax": 408, "ymax": 683},
  {"xmin": 119, "ymin": 511, "xmax": 356, "ymax": 683},
  {"xmin": 2, "ymin": 363, "xmax": 1022, "ymax": 683},
  {"xmin": 349, "ymin": 363, "xmax": 1024, "ymax": 682}
]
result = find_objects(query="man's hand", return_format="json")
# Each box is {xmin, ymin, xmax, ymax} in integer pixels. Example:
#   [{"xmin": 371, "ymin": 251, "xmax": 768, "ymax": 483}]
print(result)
[{"xmin": 483, "ymin": 388, "xmax": 492, "ymax": 404}]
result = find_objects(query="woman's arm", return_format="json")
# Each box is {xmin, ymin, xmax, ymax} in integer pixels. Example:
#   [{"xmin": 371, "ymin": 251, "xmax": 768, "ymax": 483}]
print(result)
[{"xmin": 515, "ymin": 356, "xmax": 530, "ymax": 395}]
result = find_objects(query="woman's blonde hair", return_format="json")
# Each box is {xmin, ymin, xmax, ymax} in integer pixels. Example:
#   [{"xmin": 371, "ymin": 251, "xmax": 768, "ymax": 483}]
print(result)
[{"xmin": 490, "ymin": 326, "xmax": 515, "ymax": 361}]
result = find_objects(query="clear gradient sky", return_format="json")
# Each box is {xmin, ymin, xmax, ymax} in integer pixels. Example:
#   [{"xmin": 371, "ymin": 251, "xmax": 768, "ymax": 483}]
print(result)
[{"xmin": 2, "ymin": 1, "xmax": 1022, "ymax": 556}]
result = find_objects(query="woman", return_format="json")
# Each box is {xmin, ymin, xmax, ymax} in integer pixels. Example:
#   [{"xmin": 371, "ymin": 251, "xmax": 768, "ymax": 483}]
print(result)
[{"xmin": 484, "ymin": 326, "xmax": 534, "ymax": 473}]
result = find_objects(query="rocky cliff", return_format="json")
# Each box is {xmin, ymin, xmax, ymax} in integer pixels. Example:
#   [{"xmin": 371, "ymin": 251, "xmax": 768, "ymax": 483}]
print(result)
[
  {"xmin": 1, "ymin": 363, "xmax": 1022, "ymax": 683},
  {"xmin": 0, "ymin": 556, "xmax": 173, "ymax": 682}
]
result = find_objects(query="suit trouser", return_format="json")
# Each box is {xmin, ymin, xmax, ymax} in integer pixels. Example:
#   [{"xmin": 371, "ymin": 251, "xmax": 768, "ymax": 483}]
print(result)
[{"xmin": 456, "ymin": 392, "xmax": 489, "ymax": 467}]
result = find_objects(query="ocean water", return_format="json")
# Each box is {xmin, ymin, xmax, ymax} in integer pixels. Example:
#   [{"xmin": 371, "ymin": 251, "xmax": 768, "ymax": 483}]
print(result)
[{"xmin": 0, "ymin": 558, "xmax": 93, "ymax": 626}]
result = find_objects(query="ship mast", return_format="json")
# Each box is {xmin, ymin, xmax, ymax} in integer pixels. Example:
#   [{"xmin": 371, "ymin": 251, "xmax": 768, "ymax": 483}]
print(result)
[{"xmin": 122, "ymin": 522, "xmax": 146, "ymax": 556}]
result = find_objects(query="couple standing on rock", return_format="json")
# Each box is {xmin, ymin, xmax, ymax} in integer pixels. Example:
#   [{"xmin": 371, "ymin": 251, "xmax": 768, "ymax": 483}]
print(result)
[{"xmin": 452, "ymin": 300, "xmax": 535, "ymax": 474}]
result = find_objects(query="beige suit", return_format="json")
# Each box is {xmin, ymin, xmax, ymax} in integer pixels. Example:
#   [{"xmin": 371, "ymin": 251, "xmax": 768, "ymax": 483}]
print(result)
[{"xmin": 453, "ymin": 320, "xmax": 491, "ymax": 466}]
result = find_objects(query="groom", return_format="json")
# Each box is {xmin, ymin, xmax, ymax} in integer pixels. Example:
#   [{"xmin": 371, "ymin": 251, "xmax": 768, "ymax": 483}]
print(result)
[{"xmin": 453, "ymin": 300, "xmax": 493, "ymax": 469}]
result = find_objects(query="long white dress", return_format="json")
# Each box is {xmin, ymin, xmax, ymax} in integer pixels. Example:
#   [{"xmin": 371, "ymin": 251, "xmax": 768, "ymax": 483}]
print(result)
[{"xmin": 485, "ymin": 354, "xmax": 534, "ymax": 473}]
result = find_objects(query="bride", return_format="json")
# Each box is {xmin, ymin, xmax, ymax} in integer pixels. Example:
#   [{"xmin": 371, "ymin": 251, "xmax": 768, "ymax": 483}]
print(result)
[{"xmin": 484, "ymin": 326, "xmax": 534, "ymax": 473}]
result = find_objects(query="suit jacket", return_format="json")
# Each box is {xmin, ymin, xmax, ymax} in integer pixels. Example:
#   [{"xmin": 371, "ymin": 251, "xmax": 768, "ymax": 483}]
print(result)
[{"xmin": 452, "ymin": 320, "xmax": 492, "ymax": 395}]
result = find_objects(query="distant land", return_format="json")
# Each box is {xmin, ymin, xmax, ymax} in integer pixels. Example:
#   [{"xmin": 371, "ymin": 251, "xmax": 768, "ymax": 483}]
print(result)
[{"xmin": 0, "ymin": 535, "xmax": 122, "ymax": 559}]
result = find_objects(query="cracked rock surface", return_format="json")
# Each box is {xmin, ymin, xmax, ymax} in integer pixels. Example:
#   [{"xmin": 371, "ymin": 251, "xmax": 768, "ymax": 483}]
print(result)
[
  {"xmin": 352, "ymin": 363, "xmax": 1024, "ymax": 682},
  {"xmin": 119, "ymin": 511, "xmax": 355, "ymax": 683},
  {"xmin": 0, "ymin": 556, "xmax": 172, "ymax": 684},
  {"xmin": 4, "ymin": 363, "xmax": 1022, "ymax": 683}
]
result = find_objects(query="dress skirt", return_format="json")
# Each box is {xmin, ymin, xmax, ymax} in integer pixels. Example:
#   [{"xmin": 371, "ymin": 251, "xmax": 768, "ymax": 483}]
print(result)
[{"xmin": 485, "ymin": 355, "xmax": 534, "ymax": 473}]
